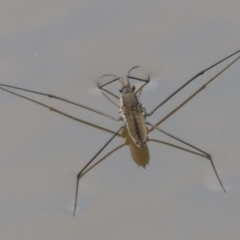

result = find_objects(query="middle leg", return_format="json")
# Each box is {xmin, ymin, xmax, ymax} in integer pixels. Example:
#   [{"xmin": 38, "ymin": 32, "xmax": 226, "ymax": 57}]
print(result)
[{"xmin": 73, "ymin": 125, "xmax": 124, "ymax": 216}]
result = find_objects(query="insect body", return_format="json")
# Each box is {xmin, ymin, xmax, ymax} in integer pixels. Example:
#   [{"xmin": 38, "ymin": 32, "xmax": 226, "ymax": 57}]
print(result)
[
  {"xmin": 119, "ymin": 81, "xmax": 147, "ymax": 147},
  {"xmin": 0, "ymin": 50, "xmax": 240, "ymax": 216}
]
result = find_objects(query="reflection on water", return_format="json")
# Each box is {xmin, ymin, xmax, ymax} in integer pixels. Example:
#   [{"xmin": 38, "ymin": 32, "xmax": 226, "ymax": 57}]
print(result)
[{"xmin": 121, "ymin": 126, "xmax": 150, "ymax": 168}]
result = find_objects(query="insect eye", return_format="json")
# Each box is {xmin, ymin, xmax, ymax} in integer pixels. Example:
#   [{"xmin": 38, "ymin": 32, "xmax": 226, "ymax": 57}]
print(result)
[
  {"xmin": 131, "ymin": 86, "xmax": 135, "ymax": 91},
  {"xmin": 119, "ymin": 89, "xmax": 122, "ymax": 93}
]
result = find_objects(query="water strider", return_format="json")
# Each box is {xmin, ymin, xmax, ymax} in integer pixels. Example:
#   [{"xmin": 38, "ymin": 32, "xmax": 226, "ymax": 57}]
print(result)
[{"xmin": 0, "ymin": 49, "xmax": 240, "ymax": 216}]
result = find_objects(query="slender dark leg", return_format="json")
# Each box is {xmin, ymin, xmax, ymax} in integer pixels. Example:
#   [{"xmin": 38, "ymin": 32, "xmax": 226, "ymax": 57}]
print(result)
[
  {"xmin": 146, "ymin": 122, "xmax": 226, "ymax": 193},
  {"xmin": 127, "ymin": 75, "xmax": 150, "ymax": 97},
  {"xmin": 148, "ymin": 138, "xmax": 206, "ymax": 159},
  {"xmin": 126, "ymin": 65, "xmax": 150, "ymax": 92},
  {"xmin": 127, "ymin": 66, "xmax": 149, "ymax": 84},
  {"xmin": 98, "ymin": 86, "xmax": 120, "ymax": 100},
  {"xmin": 147, "ymin": 49, "xmax": 240, "ymax": 116},
  {"xmin": 73, "ymin": 125, "xmax": 124, "ymax": 216},
  {"xmin": 98, "ymin": 75, "xmax": 150, "ymax": 98},
  {"xmin": 128, "ymin": 75, "xmax": 150, "ymax": 83},
  {"xmin": 97, "ymin": 71, "xmax": 150, "ymax": 98},
  {"xmin": 148, "ymin": 54, "xmax": 240, "ymax": 133},
  {"xmin": 97, "ymin": 75, "xmax": 121, "ymax": 100},
  {"xmin": 135, "ymin": 77, "xmax": 150, "ymax": 97},
  {"xmin": 0, "ymin": 84, "xmax": 121, "ymax": 121},
  {"xmin": 80, "ymin": 143, "xmax": 126, "ymax": 179},
  {"xmin": 101, "ymin": 92, "xmax": 119, "ymax": 108},
  {"xmin": 97, "ymin": 75, "xmax": 120, "ymax": 89},
  {"xmin": 0, "ymin": 87, "xmax": 122, "ymax": 138},
  {"xmin": 129, "ymin": 75, "xmax": 150, "ymax": 89}
]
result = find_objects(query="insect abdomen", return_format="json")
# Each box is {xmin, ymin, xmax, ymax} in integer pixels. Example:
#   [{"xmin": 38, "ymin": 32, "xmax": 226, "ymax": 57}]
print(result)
[{"xmin": 122, "ymin": 104, "xmax": 147, "ymax": 148}]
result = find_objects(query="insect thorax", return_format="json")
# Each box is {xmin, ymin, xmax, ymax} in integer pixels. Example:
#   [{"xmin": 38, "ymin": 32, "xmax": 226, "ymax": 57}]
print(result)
[{"xmin": 119, "ymin": 90, "xmax": 142, "ymax": 119}]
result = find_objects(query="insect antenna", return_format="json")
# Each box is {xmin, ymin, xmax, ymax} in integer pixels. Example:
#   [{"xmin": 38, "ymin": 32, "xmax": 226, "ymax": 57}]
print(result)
[{"xmin": 126, "ymin": 66, "xmax": 140, "ymax": 85}]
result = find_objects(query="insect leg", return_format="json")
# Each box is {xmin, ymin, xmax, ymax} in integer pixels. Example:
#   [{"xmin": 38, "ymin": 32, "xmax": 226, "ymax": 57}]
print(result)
[
  {"xmin": 97, "ymin": 75, "xmax": 121, "ymax": 100},
  {"xmin": 101, "ymin": 92, "xmax": 119, "ymax": 108},
  {"xmin": 148, "ymin": 54, "xmax": 240, "ymax": 133},
  {"xmin": 98, "ymin": 86, "xmax": 120, "ymax": 100},
  {"xmin": 128, "ymin": 73, "xmax": 150, "ymax": 95},
  {"xmin": 128, "ymin": 75, "xmax": 150, "ymax": 83},
  {"xmin": 146, "ymin": 122, "xmax": 226, "ymax": 192},
  {"xmin": 126, "ymin": 66, "xmax": 150, "ymax": 95},
  {"xmin": 97, "ymin": 75, "xmax": 120, "ymax": 89},
  {"xmin": 147, "ymin": 49, "xmax": 240, "ymax": 116},
  {"xmin": 73, "ymin": 125, "xmax": 124, "ymax": 216},
  {"xmin": 79, "ymin": 143, "xmax": 126, "ymax": 180},
  {"xmin": 148, "ymin": 138, "xmax": 206, "ymax": 159},
  {"xmin": 135, "ymin": 79, "xmax": 150, "ymax": 98},
  {"xmin": 0, "ymin": 84, "xmax": 121, "ymax": 121}
]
